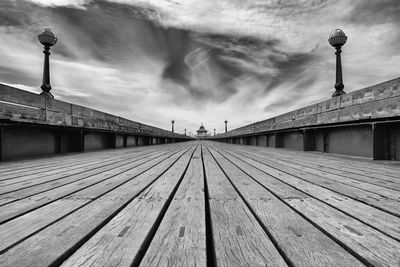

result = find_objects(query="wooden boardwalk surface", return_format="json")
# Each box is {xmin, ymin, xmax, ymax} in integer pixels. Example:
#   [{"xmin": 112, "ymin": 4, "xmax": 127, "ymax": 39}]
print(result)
[{"xmin": 0, "ymin": 141, "xmax": 399, "ymax": 266}]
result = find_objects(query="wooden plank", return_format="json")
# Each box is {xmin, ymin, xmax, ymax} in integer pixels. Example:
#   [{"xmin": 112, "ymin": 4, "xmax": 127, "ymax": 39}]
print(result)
[
  {"xmin": 207, "ymin": 145, "xmax": 362, "ymax": 266},
  {"xmin": 215, "ymin": 145, "xmax": 400, "ymax": 240},
  {"xmin": 0, "ymin": 146, "xmax": 185, "ymax": 223},
  {"xmin": 60, "ymin": 146, "xmax": 196, "ymax": 267},
  {"xmin": 0, "ymin": 142, "xmax": 181, "ymax": 177},
  {"xmin": 232, "ymin": 144, "xmax": 400, "ymax": 186},
  {"xmin": 0, "ymin": 145, "xmax": 153, "ymax": 173},
  {"xmin": 139, "ymin": 146, "xmax": 206, "ymax": 266},
  {"xmin": 0, "ymin": 145, "xmax": 171, "ymax": 189},
  {"xmin": 0, "ymin": 145, "xmax": 193, "ymax": 265},
  {"xmin": 0, "ymin": 149, "xmax": 143, "ymax": 188},
  {"xmin": 66, "ymin": 146, "xmax": 185, "ymax": 201},
  {"xmin": 243, "ymin": 144, "xmax": 400, "ymax": 178},
  {"xmin": 260, "ymin": 146, "xmax": 400, "ymax": 180},
  {"xmin": 211, "ymin": 142, "xmax": 400, "ymax": 265},
  {"xmin": 202, "ymin": 145, "xmax": 287, "ymax": 266},
  {"xmin": 0, "ymin": 199, "xmax": 86, "ymax": 253},
  {"xmin": 260, "ymin": 150, "xmax": 400, "ymax": 190},
  {"xmin": 257, "ymin": 150, "xmax": 400, "ymax": 193},
  {"xmin": 227, "ymin": 147, "xmax": 400, "ymax": 215},
  {"xmin": 0, "ymin": 145, "xmax": 137, "ymax": 175},
  {"xmin": 0, "ymin": 147, "xmax": 163, "ymax": 193},
  {"xmin": 0, "ymin": 149, "xmax": 165, "ymax": 206}
]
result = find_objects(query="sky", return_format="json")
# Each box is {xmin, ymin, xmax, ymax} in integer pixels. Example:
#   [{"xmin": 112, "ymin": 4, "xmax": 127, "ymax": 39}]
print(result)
[{"xmin": 0, "ymin": 0, "xmax": 399, "ymax": 135}]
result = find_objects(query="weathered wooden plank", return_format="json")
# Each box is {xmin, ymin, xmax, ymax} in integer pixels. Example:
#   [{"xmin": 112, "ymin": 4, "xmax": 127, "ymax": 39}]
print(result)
[
  {"xmin": 286, "ymin": 197, "xmax": 400, "ymax": 266},
  {"xmin": 0, "ymin": 148, "xmax": 142, "ymax": 186},
  {"xmin": 207, "ymin": 145, "xmax": 362, "ymax": 266},
  {"xmin": 0, "ymin": 145, "xmax": 193, "ymax": 266},
  {"xmin": 211, "ymin": 142, "xmax": 400, "ymax": 265},
  {"xmin": 260, "ymin": 150, "xmax": 400, "ymax": 193},
  {"xmin": 139, "ymin": 146, "xmax": 206, "ymax": 267},
  {"xmin": 0, "ymin": 146, "xmax": 185, "ymax": 223},
  {"xmin": 0, "ymin": 199, "xmax": 86, "ymax": 253},
  {"xmin": 228, "ymin": 147, "xmax": 400, "ymax": 216},
  {"xmin": 0, "ymin": 143, "xmax": 181, "ymax": 180},
  {"xmin": 244, "ymin": 147, "xmax": 400, "ymax": 190},
  {"xmin": 0, "ymin": 147, "xmax": 162, "ymax": 192},
  {"xmin": 218, "ymin": 146, "xmax": 400, "ymax": 240},
  {"xmin": 0, "ymin": 149, "xmax": 164, "ymax": 205},
  {"xmin": 60, "ymin": 146, "xmax": 196, "ymax": 267},
  {"xmin": 202, "ymin": 145, "xmax": 287, "ymax": 266},
  {"xmin": 0, "ymin": 145, "xmax": 170, "ymax": 187},
  {"xmin": 245, "ymin": 145, "xmax": 400, "ymax": 180},
  {"xmin": 230, "ymin": 141, "xmax": 400, "ymax": 178},
  {"xmin": 0, "ymin": 145, "xmax": 150, "ymax": 174},
  {"xmin": 225, "ymin": 148, "xmax": 400, "ymax": 199}
]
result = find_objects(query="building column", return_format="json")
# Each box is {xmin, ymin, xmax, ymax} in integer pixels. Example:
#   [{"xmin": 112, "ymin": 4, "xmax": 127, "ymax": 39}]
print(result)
[
  {"xmin": 275, "ymin": 133, "xmax": 283, "ymax": 148},
  {"xmin": 79, "ymin": 130, "xmax": 85, "ymax": 152},
  {"xmin": 123, "ymin": 135, "xmax": 127, "ymax": 147},
  {"xmin": 372, "ymin": 123, "xmax": 388, "ymax": 160},
  {"xmin": 303, "ymin": 129, "xmax": 314, "ymax": 151}
]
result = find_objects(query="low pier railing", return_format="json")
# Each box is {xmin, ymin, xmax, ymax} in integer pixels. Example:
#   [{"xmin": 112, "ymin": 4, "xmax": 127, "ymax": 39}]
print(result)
[
  {"xmin": 0, "ymin": 84, "xmax": 192, "ymax": 161},
  {"xmin": 209, "ymin": 77, "xmax": 400, "ymax": 161}
]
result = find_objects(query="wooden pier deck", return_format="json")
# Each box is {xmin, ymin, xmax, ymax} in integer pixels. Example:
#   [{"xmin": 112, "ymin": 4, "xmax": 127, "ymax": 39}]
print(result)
[{"xmin": 0, "ymin": 141, "xmax": 399, "ymax": 266}]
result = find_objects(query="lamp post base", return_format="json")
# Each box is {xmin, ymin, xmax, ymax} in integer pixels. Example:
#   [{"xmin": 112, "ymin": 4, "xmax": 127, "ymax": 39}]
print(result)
[
  {"xmin": 332, "ymin": 90, "xmax": 346, "ymax": 97},
  {"xmin": 40, "ymin": 91, "xmax": 54, "ymax": 99}
]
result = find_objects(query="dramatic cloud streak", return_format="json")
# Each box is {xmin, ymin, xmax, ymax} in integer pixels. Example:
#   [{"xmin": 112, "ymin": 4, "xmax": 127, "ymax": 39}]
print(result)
[{"xmin": 0, "ymin": 0, "xmax": 399, "ymax": 134}]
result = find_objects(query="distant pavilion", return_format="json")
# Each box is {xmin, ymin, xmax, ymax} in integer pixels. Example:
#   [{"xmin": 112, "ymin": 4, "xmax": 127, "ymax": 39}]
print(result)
[{"xmin": 196, "ymin": 124, "xmax": 208, "ymax": 140}]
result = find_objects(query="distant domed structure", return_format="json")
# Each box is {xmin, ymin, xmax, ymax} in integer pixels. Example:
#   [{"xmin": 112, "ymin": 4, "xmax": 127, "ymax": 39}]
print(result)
[{"xmin": 196, "ymin": 123, "xmax": 208, "ymax": 140}]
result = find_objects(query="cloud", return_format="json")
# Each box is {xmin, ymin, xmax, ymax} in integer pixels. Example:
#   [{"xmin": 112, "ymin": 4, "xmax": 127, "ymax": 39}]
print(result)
[
  {"xmin": 23, "ymin": 0, "xmax": 89, "ymax": 9},
  {"xmin": 1, "ymin": 0, "xmax": 400, "ymax": 133},
  {"xmin": 346, "ymin": 0, "xmax": 400, "ymax": 25}
]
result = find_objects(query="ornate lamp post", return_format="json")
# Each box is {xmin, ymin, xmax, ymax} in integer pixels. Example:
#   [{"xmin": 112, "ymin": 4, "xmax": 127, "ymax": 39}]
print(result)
[
  {"xmin": 171, "ymin": 120, "xmax": 175, "ymax": 133},
  {"xmin": 224, "ymin": 120, "xmax": 228, "ymax": 133},
  {"xmin": 328, "ymin": 29, "xmax": 347, "ymax": 97},
  {"xmin": 38, "ymin": 28, "xmax": 58, "ymax": 99}
]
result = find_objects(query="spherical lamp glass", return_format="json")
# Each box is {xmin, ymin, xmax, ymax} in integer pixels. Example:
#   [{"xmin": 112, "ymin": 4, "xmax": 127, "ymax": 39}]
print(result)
[
  {"xmin": 328, "ymin": 29, "xmax": 347, "ymax": 47},
  {"xmin": 38, "ymin": 28, "xmax": 58, "ymax": 47}
]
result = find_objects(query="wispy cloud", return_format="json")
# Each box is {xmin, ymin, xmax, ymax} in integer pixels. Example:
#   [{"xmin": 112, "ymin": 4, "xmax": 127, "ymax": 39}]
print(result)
[{"xmin": 0, "ymin": 0, "xmax": 399, "ymax": 134}]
